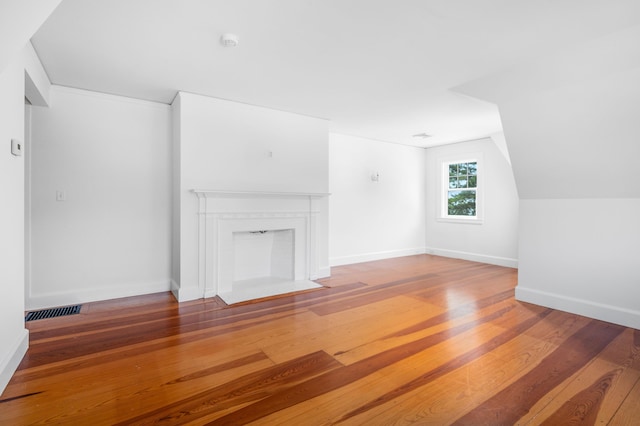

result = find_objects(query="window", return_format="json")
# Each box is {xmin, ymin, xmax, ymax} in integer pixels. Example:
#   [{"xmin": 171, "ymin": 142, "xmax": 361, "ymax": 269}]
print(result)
[
  {"xmin": 439, "ymin": 155, "xmax": 483, "ymax": 223},
  {"xmin": 447, "ymin": 161, "xmax": 477, "ymax": 216}
]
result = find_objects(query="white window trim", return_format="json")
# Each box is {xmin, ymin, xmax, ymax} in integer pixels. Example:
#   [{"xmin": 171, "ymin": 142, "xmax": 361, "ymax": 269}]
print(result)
[{"xmin": 437, "ymin": 153, "xmax": 484, "ymax": 225}]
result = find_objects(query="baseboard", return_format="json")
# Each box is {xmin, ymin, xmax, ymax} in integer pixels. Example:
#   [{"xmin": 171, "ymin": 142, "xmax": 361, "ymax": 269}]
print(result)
[
  {"xmin": 171, "ymin": 279, "xmax": 203, "ymax": 302},
  {"xmin": 330, "ymin": 247, "xmax": 426, "ymax": 267},
  {"xmin": 317, "ymin": 266, "xmax": 331, "ymax": 279},
  {"xmin": 516, "ymin": 286, "xmax": 640, "ymax": 330},
  {"xmin": 26, "ymin": 280, "xmax": 171, "ymax": 310},
  {"xmin": 174, "ymin": 269, "xmax": 332, "ymax": 301},
  {"xmin": 203, "ymin": 289, "xmax": 217, "ymax": 300},
  {"xmin": 426, "ymin": 247, "xmax": 518, "ymax": 268},
  {"xmin": 170, "ymin": 279, "xmax": 180, "ymax": 302},
  {"xmin": 0, "ymin": 329, "xmax": 29, "ymax": 396}
]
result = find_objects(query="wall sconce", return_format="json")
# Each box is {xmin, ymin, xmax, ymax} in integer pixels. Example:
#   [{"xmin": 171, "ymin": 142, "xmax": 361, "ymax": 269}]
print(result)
[{"xmin": 371, "ymin": 172, "xmax": 380, "ymax": 182}]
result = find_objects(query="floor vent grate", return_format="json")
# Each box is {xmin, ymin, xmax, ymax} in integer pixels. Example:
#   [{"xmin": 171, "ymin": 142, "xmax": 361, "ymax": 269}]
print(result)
[{"xmin": 25, "ymin": 305, "xmax": 82, "ymax": 322}]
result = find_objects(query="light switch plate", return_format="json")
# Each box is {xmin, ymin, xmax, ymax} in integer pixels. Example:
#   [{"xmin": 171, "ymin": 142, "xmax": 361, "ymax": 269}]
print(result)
[{"xmin": 11, "ymin": 139, "xmax": 22, "ymax": 156}]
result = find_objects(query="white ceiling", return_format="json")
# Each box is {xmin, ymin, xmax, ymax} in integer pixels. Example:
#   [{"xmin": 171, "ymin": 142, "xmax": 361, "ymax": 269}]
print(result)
[
  {"xmin": 30, "ymin": 0, "xmax": 640, "ymax": 147},
  {"xmin": 0, "ymin": 0, "xmax": 61, "ymax": 74}
]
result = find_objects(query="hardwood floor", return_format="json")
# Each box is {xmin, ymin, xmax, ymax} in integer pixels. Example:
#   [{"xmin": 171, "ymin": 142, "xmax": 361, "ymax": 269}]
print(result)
[{"xmin": 2, "ymin": 255, "xmax": 639, "ymax": 425}]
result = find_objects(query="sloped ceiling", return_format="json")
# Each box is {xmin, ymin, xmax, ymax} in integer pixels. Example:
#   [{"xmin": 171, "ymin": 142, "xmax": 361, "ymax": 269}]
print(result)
[
  {"xmin": 456, "ymin": 18, "xmax": 640, "ymax": 199},
  {"xmin": 0, "ymin": 0, "xmax": 62, "ymax": 74},
  {"xmin": 28, "ymin": 0, "xmax": 640, "ymax": 148}
]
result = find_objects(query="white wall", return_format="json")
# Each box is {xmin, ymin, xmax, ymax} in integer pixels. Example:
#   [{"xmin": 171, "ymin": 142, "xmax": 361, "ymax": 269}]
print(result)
[
  {"xmin": 0, "ymin": 49, "xmax": 28, "ymax": 396},
  {"xmin": 0, "ymin": 40, "xmax": 55, "ymax": 395},
  {"xmin": 173, "ymin": 92, "xmax": 330, "ymax": 300},
  {"xmin": 329, "ymin": 133, "xmax": 426, "ymax": 265},
  {"xmin": 425, "ymin": 138, "xmax": 519, "ymax": 267},
  {"xmin": 517, "ymin": 199, "xmax": 640, "ymax": 329},
  {"xmin": 502, "ymin": 66, "xmax": 640, "ymax": 328},
  {"xmin": 171, "ymin": 93, "xmax": 181, "ymax": 293},
  {"xmin": 29, "ymin": 86, "xmax": 172, "ymax": 309},
  {"xmin": 177, "ymin": 93, "xmax": 329, "ymax": 193},
  {"xmin": 456, "ymin": 23, "xmax": 640, "ymax": 329}
]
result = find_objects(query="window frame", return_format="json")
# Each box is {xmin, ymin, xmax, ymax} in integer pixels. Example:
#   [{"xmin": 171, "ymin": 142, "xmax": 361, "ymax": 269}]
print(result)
[{"xmin": 437, "ymin": 154, "xmax": 484, "ymax": 224}]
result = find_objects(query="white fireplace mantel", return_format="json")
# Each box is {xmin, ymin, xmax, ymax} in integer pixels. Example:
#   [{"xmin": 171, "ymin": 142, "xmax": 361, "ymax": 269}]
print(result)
[
  {"xmin": 192, "ymin": 189, "xmax": 329, "ymax": 302},
  {"xmin": 192, "ymin": 189, "xmax": 330, "ymax": 199}
]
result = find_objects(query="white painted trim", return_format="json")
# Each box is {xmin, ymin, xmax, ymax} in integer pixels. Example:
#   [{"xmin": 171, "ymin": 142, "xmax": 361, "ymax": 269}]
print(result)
[
  {"xmin": 330, "ymin": 248, "xmax": 427, "ymax": 267},
  {"xmin": 25, "ymin": 104, "xmax": 33, "ymax": 305},
  {"xmin": 194, "ymin": 192, "xmax": 325, "ymax": 300},
  {"xmin": 436, "ymin": 217, "xmax": 484, "ymax": 225},
  {"xmin": 170, "ymin": 279, "xmax": 180, "ymax": 301},
  {"xmin": 171, "ymin": 281, "xmax": 202, "ymax": 302},
  {"xmin": 426, "ymin": 247, "xmax": 518, "ymax": 268},
  {"xmin": 26, "ymin": 280, "xmax": 171, "ymax": 310},
  {"xmin": 516, "ymin": 286, "xmax": 640, "ymax": 330},
  {"xmin": 0, "ymin": 329, "xmax": 29, "ymax": 395},
  {"xmin": 437, "ymin": 153, "xmax": 484, "ymax": 223},
  {"xmin": 193, "ymin": 189, "xmax": 330, "ymax": 199},
  {"xmin": 317, "ymin": 266, "xmax": 331, "ymax": 279}
]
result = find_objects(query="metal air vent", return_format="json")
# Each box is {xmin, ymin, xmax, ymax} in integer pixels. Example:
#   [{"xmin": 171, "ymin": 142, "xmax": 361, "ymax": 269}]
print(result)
[{"xmin": 25, "ymin": 305, "xmax": 82, "ymax": 322}]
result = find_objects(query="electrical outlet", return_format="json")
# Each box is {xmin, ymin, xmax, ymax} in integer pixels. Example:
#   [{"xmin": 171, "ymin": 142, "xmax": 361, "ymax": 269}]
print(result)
[{"xmin": 11, "ymin": 139, "xmax": 22, "ymax": 156}]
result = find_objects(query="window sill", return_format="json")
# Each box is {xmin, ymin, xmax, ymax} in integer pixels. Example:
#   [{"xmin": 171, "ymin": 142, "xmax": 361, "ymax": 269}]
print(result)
[{"xmin": 437, "ymin": 217, "xmax": 484, "ymax": 225}]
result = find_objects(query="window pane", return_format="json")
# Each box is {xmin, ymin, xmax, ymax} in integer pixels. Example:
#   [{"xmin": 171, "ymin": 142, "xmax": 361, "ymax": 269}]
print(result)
[
  {"xmin": 458, "ymin": 178, "xmax": 468, "ymax": 188},
  {"xmin": 449, "ymin": 164, "xmax": 457, "ymax": 177},
  {"xmin": 449, "ymin": 177, "xmax": 458, "ymax": 189},
  {"xmin": 448, "ymin": 190, "xmax": 476, "ymax": 216},
  {"xmin": 457, "ymin": 163, "xmax": 468, "ymax": 176},
  {"xmin": 468, "ymin": 175, "xmax": 477, "ymax": 188},
  {"xmin": 467, "ymin": 162, "xmax": 477, "ymax": 175}
]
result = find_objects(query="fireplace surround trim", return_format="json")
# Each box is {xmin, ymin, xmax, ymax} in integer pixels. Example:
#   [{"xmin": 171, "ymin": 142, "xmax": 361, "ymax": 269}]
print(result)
[
  {"xmin": 192, "ymin": 189, "xmax": 330, "ymax": 199},
  {"xmin": 192, "ymin": 189, "xmax": 329, "ymax": 300}
]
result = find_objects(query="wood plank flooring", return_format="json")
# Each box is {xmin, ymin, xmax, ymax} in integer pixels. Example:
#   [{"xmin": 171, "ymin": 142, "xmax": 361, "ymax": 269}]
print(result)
[{"xmin": 2, "ymin": 255, "xmax": 638, "ymax": 425}]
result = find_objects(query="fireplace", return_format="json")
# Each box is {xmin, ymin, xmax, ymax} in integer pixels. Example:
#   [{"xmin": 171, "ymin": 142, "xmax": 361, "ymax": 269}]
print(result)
[
  {"xmin": 193, "ymin": 190, "xmax": 328, "ymax": 304},
  {"xmin": 233, "ymin": 229, "xmax": 294, "ymax": 283}
]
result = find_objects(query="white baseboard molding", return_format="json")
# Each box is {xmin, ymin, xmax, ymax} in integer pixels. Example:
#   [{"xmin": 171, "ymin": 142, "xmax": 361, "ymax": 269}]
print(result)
[
  {"xmin": 0, "ymin": 329, "xmax": 29, "ymax": 396},
  {"xmin": 330, "ymin": 247, "xmax": 426, "ymax": 267},
  {"xmin": 171, "ymin": 280, "xmax": 204, "ymax": 302},
  {"xmin": 426, "ymin": 247, "xmax": 518, "ymax": 268},
  {"xmin": 516, "ymin": 286, "xmax": 640, "ymax": 330},
  {"xmin": 316, "ymin": 267, "xmax": 331, "ymax": 279},
  {"xmin": 172, "ymin": 269, "xmax": 332, "ymax": 302},
  {"xmin": 26, "ymin": 280, "xmax": 171, "ymax": 311},
  {"xmin": 203, "ymin": 289, "xmax": 217, "ymax": 300}
]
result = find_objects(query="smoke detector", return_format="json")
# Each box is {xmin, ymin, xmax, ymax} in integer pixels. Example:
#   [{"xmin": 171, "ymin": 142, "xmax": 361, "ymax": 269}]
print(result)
[{"xmin": 220, "ymin": 33, "xmax": 239, "ymax": 47}]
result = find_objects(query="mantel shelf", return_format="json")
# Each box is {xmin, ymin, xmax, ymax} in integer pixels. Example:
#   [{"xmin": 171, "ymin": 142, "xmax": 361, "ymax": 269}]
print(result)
[{"xmin": 192, "ymin": 189, "xmax": 330, "ymax": 199}]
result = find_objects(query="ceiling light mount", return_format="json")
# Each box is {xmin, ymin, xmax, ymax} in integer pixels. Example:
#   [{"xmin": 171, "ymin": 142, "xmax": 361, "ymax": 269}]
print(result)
[
  {"xmin": 220, "ymin": 33, "xmax": 239, "ymax": 48},
  {"xmin": 412, "ymin": 132, "xmax": 432, "ymax": 139}
]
